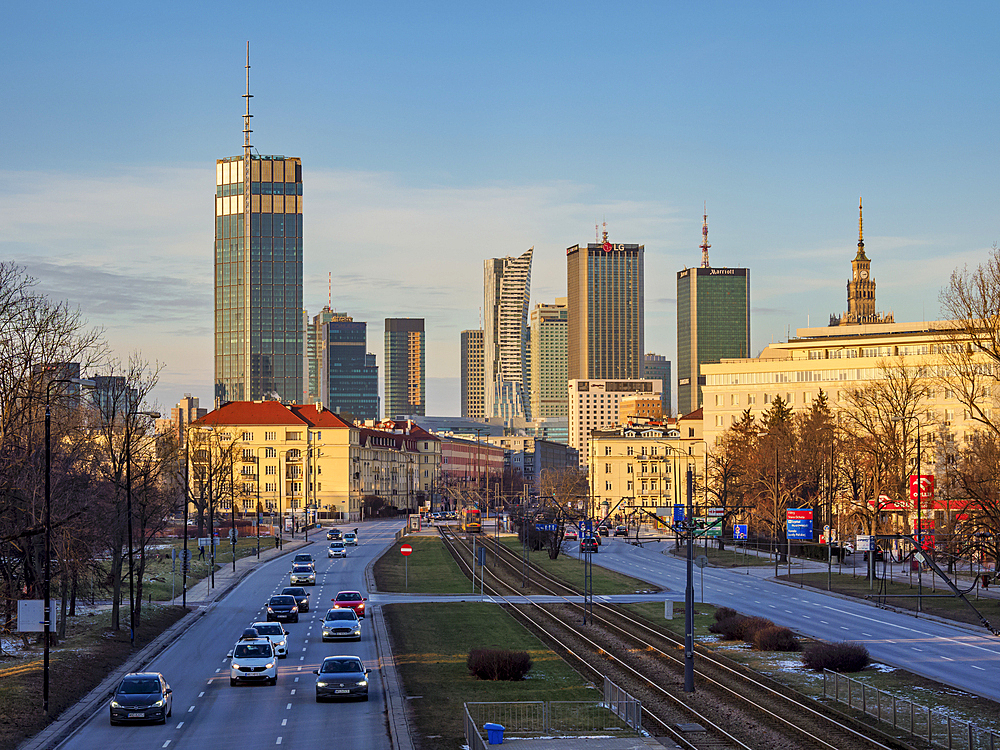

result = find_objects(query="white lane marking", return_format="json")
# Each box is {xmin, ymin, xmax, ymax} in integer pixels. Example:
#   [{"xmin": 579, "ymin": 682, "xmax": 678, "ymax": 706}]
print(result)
[
  {"xmin": 942, "ymin": 657, "xmax": 953, "ymax": 661},
  {"xmin": 820, "ymin": 620, "xmax": 829, "ymax": 624},
  {"xmin": 973, "ymin": 665, "xmax": 986, "ymax": 670},
  {"xmin": 913, "ymin": 647, "xmax": 923, "ymax": 652},
  {"xmin": 206, "ymin": 680, "xmax": 212, "ymax": 685},
  {"xmin": 188, "ymin": 705, "xmax": 195, "ymax": 712},
  {"xmin": 294, "ymin": 677, "xmax": 299, "ymax": 682},
  {"xmin": 176, "ymin": 721, "xmax": 184, "ymax": 728},
  {"xmin": 282, "ymin": 718, "xmax": 287, "ymax": 726},
  {"xmin": 286, "ymin": 702, "xmax": 292, "ymax": 709},
  {"xmin": 299, "ymin": 656, "xmax": 304, "ymax": 661},
  {"xmin": 215, "ymin": 668, "xmax": 221, "ymax": 673},
  {"xmin": 198, "ymin": 692, "xmax": 204, "ymax": 698},
  {"xmin": 276, "ymin": 738, "xmax": 282, "ymax": 745},
  {"xmin": 840, "ymin": 627, "xmax": 849, "ymax": 631},
  {"xmin": 163, "ymin": 742, "xmax": 171, "ymax": 748},
  {"xmin": 302, "ymin": 647, "xmax": 307, "ymax": 651},
  {"xmin": 784, "ymin": 610, "xmax": 793, "ymax": 614},
  {"xmin": 296, "ymin": 666, "xmax": 302, "ymax": 671},
  {"xmin": 862, "ymin": 632, "xmax": 873, "ymax": 637}
]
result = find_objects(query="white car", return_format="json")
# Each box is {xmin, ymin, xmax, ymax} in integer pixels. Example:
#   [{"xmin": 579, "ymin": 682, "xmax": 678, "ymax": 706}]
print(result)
[
  {"xmin": 250, "ymin": 621, "xmax": 288, "ymax": 659},
  {"xmin": 344, "ymin": 532, "xmax": 358, "ymax": 546},
  {"xmin": 328, "ymin": 541, "xmax": 346, "ymax": 558},
  {"xmin": 228, "ymin": 633, "xmax": 277, "ymax": 686},
  {"xmin": 321, "ymin": 608, "xmax": 362, "ymax": 641}
]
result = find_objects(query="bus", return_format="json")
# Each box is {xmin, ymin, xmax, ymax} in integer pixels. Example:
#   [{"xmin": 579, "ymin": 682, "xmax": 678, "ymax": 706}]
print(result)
[{"xmin": 461, "ymin": 507, "xmax": 482, "ymax": 533}]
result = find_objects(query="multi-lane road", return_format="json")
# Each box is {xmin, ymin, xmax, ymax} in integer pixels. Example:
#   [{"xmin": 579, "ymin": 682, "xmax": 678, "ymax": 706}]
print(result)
[
  {"xmin": 59, "ymin": 520, "xmax": 403, "ymax": 750},
  {"xmin": 574, "ymin": 537, "xmax": 1000, "ymax": 702}
]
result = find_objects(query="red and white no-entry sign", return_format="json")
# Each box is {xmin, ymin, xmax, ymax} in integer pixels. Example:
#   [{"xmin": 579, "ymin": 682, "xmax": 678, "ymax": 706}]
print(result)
[{"xmin": 400, "ymin": 544, "xmax": 413, "ymax": 556}]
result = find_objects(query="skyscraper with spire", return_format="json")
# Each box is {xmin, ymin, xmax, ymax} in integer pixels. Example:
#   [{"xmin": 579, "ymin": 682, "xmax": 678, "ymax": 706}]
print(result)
[
  {"xmin": 215, "ymin": 44, "xmax": 303, "ymax": 405},
  {"xmin": 830, "ymin": 199, "xmax": 894, "ymax": 327},
  {"xmin": 676, "ymin": 210, "xmax": 749, "ymax": 415}
]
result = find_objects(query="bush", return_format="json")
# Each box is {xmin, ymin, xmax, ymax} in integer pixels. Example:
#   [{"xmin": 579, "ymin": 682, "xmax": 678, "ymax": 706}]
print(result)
[
  {"xmin": 753, "ymin": 625, "xmax": 800, "ymax": 652},
  {"xmin": 467, "ymin": 648, "xmax": 533, "ymax": 681},
  {"xmin": 802, "ymin": 641, "xmax": 870, "ymax": 672},
  {"xmin": 714, "ymin": 606, "xmax": 738, "ymax": 622},
  {"xmin": 709, "ymin": 614, "xmax": 774, "ymax": 642}
]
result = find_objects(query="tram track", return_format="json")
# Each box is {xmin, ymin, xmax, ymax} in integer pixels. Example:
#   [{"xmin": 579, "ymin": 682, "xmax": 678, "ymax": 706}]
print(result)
[{"xmin": 437, "ymin": 525, "xmax": 918, "ymax": 750}]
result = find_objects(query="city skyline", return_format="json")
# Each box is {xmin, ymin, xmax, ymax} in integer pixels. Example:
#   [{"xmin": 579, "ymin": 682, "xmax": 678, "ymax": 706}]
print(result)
[{"xmin": 3, "ymin": 2, "xmax": 999, "ymax": 414}]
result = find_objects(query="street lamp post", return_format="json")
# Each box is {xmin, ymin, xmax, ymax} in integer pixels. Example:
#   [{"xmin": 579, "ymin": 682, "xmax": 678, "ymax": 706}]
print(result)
[
  {"xmin": 893, "ymin": 416, "xmax": 923, "ymax": 613},
  {"xmin": 43, "ymin": 376, "xmax": 94, "ymax": 714},
  {"xmin": 182, "ymin": 437, "xmax": 189, "ymax": 608}
]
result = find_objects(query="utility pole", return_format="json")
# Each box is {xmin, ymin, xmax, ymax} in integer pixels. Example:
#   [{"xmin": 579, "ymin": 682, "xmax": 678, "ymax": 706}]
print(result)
[{"xmin": 684, "ymin": 466, "xmax": 695, "ymax": 692}]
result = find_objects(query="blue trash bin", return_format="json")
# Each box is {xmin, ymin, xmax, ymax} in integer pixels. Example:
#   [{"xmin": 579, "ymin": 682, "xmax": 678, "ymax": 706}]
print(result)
[{"xmin": 484, "ymin": 723, "xmax": 505, "ymax": 745}]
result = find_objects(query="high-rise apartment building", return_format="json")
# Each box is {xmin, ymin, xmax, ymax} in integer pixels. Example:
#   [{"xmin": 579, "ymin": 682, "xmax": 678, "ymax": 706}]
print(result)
[
  {"xmin": 484, "ymin": 248, "xmax": 533, "ymax": 424},
  {"xmin": 644, "ymin": 353, "xmax": 672, "ymax": 416},
  {"xmin": 214, "ymin": 57, "xmax": 302, "ymax": 405},
  {"xmin": 304, "ymin": 307, "xmax": 351, "ymax": 404},
  {"xmin": 384, "ymin": 318, "xmax": 425, "ymax": 418},
  {"xmin": 568, "ymin": 378, "xmax": 659, "ymax": 468},
  {"xmin": 461, "ymin": 329, "xmax": 485, "ymax": 420},
  {"xmin": 320, "ymin": 317, "xmax": 379, "ymax": 421},
  {"xmin": 529, "ymin": 299, "xmax": 568, "ymax": 419},
  {"xmin": 676, "ymin": 212, "xmax": 749, "ymax": 416},
  {"xmin": 156, "ymin": 394, "xmax": 207, "ymax": 448},
  {"xmin": 567, "ymin": 231, "xmax": 644, "ymax": 381}
]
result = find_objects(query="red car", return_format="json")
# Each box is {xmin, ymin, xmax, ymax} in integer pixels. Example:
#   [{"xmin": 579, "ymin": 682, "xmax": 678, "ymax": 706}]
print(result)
[{"xmin": 332, "ymin": 590, "xmax": 367, "ymax": 618}]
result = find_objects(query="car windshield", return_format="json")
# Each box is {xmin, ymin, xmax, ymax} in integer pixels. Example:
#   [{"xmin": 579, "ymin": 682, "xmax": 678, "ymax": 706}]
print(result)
[
  {"xmin": 120, "ymin": 678, "xmax": 160, "ymax": 694},
  {"xmin": 336, "ymin": 592, "xmax": 361, "ymax": 602},
  {"xmin": 294, "ymin": 555, "xmax": 312, "ymax": 562},
  {"xmin": 321, "ymin": 659, "xmax": 363, "ymax": 674},
  {"xmin": 292, "ymin": 565, "xmax": 312, "ymax": 573},
  {"xmin": 331, "ymin": 542, "xmax": 344, "ymax": 548},
  {"xmin": 282, "ymin": 588, "xmax": 306, "ymax": 597},
  {"xmin": 325, "ymin": 610, "xmax": 356, "ymax": 621},
  {"xmin": 234, "ymin": 644, "xmax": 272, "ymax": 658},
  {"xmin": 253, "ymin": 624, "xmax": 282, "ymax": 635},
  {"xmin": 269, "ymin": 596, "xmax": 294, "ymax": 605}
]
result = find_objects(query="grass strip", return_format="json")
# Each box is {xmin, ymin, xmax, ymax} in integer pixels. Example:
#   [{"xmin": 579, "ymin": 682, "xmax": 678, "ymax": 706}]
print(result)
[
  {"xmin": 372, "ymin": 536, "xmax": 471, "ymax": 593},
  {"xmin": 382, "ymin": 602, "xmax": 597, "ymax": 750}
]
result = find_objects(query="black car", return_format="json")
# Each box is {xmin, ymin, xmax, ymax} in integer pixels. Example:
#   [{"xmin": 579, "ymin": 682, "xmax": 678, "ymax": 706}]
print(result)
[
  {"xmin": 266, "ymin": 595, "xmax": 299, "ymax": 622},
  {"xmin": 597, "ymin": 525, "xmax": 610, "ymax": 537},
  {"xmin": 109, "ymin": 672, "xmax": 172, "ymax": 725},
  {"xmin": 281, "ymin": 586, "xmax": 310, "ymax": 612},
  {"xmin": 614, "ymin": 525, "xmax": 628, "ymax": 537},
  {"xmin": 580, "ymin": 536, "xmax": 599, "ymax": 553},
  {"xmin": 327, "ymin": 528, "xmax": 343, "ymax": 541},
  {"xmin": 314, "ymin": 655, "xmax": 370, "ymax": 701}
]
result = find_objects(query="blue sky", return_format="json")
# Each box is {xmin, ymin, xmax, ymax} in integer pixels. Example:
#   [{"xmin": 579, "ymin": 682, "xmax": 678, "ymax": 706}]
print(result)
[{"xmin": 3, "ymin": 1, "xmax": 998, "ymax": 414}]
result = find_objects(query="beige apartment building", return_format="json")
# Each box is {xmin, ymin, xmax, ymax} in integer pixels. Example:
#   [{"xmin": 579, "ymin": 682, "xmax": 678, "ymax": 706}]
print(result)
[
  {"xmin": 701, "ymin": 320, "xmax": 975, "ymax": 448},
  {"xmin": 568, "ymin": 378, "xmax": 660, "ymax": 469},
  {"xmin": 188, "ymin": 402, "xmax": 439, "ymax": 523}
]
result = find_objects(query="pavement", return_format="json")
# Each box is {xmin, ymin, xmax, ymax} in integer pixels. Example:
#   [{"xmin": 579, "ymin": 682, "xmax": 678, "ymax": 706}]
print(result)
[{"xmin": 19, "ymin": 534, "xmax": 314, "ymax": 750}]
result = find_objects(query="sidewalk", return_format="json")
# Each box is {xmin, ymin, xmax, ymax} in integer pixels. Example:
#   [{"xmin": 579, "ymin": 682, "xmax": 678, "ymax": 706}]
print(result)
[{"xmin": 19, "ymin": 537, "xmax": 310, "ymax": 750}]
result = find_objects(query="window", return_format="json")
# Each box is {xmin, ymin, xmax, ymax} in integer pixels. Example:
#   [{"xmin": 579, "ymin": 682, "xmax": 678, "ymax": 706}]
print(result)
[
  {"xmin": 243, "ymin": 482, "xmax": 254, "ymax": 493},
  {"xmin": 265, "ymin": 482, "xmax": 277, "ymax": 492},
  {"xmin": 265, "ymin": 447, "xmax": 276, "ymax": 458},
  {"xmin": 265, "ymin": 465, "xmax": 276, "ymax": 475},
  {"xmin": 627, "ymin": 446, "xmax": 634, "ymax": 456},
  {"xmin": 715, "ymin": 394, "xmax": 722, "ymax": 406},
  {"xmin": 626, "ymin": 481, "xmax": 633, "ymax": 491},
  {"xmin": 242, "ymin": 431, "xmax": 253, "ymax": 441},
  {"xmin": 731, "ymin": 394, "xmax": 739, "ymax": 406},
  {"xmin": 605, "ymin": 445, "xmax": 612, "ymax": 456},
  {"xmin": 605, "ymin": 463, "xmax": 611, "ymax": 474},
  {"xmin": 764, "ymin": 393, "xmax": 771, "ymax": 404},
  {"xmin": 287, "ymin": 431, "xmax": 302, "ymax": 441},
  {"xmin": 747, "ymin": 394, "xmax": 756, "ymax": 405},
  {"xmin": 688, "ymin": 428, "xmax": 695, "ymax": 437},
  {"xmin": 265, "ymin": 431, "xmax": 276, "ymax": 441},
  {"xmin": 242, "ymin": 448, "xmax": 254, "ymax": 460},
  {"xmin": 241, "ymin": 466, "xmax": 254, "ymax": 475},
  {"xmin": 627, "ymin": 464, "xmax": 634, "ymax": 474},
  {"xmin": 650, "ymin": 446, "xmax": 657, "ymax": 456},
  {"xmin": 605, "ymin": 481, "xmax": 612, "ymax": 491},
  {"xmin": 715, "ymin": 415, "xmax": 724, "ymax": 426}
]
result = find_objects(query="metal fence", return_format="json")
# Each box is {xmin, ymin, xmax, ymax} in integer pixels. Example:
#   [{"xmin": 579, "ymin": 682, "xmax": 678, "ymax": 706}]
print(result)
[
  {"xmin": 604, "ymin": 676, "xmax": 643, "ymax": 732},
  {"xmin": 823, "ymin": 670, "xmax": 1000, "ymax": 750}
]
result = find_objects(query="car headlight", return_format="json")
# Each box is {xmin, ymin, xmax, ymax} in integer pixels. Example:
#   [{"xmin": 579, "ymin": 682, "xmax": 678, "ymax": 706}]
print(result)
[
  {"xmin": 291, "ymin": 606, "xmax": 298, "ymax": 612},
  {"xmin": 152, "ymin": 698, "xmax": 165, "ymax": 708},
  {"xmin": 110, "ymin": 701, "xmax": 121, "ymax": 708},
  {"xmin": 277, "ymin": 640, "xmax": 286, "ymax": 648},
  {"xmin": 266, "ymin": 662, "xmax": 275, "ymax": 669},
  {"xmin": 231, "ymin": 663, "xmax": 240, "ymax": 669},
  {"xmin": 356, "ymin": 680, "xmax": 367, "ymax": 687},
  {"xmin": 266, "ymin": 607, "xmax": 273, "ymax": 612},
  {"xmin": 316, "ymin": 681, "xmax": 328, "ymax": 687}
]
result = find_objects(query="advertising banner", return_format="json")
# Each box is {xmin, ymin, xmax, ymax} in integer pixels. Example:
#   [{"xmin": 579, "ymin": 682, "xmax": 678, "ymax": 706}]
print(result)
[{"xmin": 908, "ymin": 474, "xmax": 935, "ymax": 502}]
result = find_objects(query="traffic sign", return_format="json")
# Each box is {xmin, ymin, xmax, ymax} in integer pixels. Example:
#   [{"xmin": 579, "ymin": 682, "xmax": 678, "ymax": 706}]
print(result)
[
  {"xmin": 229, "ymin": 527, "xmax": 238, "ymax": 541},
  {"xmin": 734, "ymin": 524, "xmax": 748, "ymax": 540},
  {"xmin": 786, "ymin": 508, "xmax": 814, "ymax": 540},
  {"xmin": 197, "ymin": 537, "xmax": 211, "ymax": 548},
  {"xmin": 400, "ymin": 544, "xmax": 413, "ymax": 556},
  {"xmin": 535, "ymin": 523, "xmax": 558, "ymax": 532},
  {"xmin": 695, "ymin": 555, "xmax": 709, "ymax": 569}
]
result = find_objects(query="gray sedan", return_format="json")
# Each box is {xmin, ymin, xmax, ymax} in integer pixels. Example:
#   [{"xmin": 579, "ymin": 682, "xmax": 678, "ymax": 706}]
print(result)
[{"xmin": 314, "ymin": 655, "xmax": 370, "ymax": 701}]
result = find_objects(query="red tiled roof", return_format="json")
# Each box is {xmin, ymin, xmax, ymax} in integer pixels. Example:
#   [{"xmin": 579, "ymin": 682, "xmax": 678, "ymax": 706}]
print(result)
[
  {"xmin": 193, "ymin": 401, "xmax": 353, "ymax": 429},
  {"xmin": 680, "ymin": 407, "xmax": 703, "ymax": 421}
]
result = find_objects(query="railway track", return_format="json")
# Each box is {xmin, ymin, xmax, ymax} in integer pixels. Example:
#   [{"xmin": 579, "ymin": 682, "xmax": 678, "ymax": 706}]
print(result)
[{"xmin": 437, "ymin": 526, "xmax": 917, "ymax": 750}]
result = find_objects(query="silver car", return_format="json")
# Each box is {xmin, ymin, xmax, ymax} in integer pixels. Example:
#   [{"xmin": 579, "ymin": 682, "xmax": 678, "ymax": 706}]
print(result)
[
  {"xmin": 321, "ymin": 608, "xmax": 362, "ymax": 641},
  {"xmin": 250, "ymin": 621, "xmax": 289, "ymax": 658},
  {"xmin": 328, "ymin": 541, "xmax": 346, "ymax": 558}
]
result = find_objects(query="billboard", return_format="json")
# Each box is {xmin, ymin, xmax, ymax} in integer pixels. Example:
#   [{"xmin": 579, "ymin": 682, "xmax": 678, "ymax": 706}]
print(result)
[{"xmin": 908, "ymin": 474, "xmax": 935, "ymax": 502}]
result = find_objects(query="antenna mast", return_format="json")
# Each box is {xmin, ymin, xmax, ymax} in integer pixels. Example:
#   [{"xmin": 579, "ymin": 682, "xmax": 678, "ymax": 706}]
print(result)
[
  {"xmin": 242, "ymin": 43, "xmax": 253, "ymax": 399},
  {"xmin": 699, "ymin": 202, "xmax": 711, "ymax": 268}
]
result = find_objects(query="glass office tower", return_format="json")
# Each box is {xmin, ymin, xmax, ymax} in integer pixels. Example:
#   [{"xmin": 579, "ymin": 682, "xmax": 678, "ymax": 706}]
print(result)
[
  {"xmin": 215, "ymin": 155, "xmax": 303, "ymax": 405},
  {"xmin": 384, "ymin": 318, "xmax": 425, "ymax": 418},
  {"xmin": 321, "ymin": 318, "xmax": 379, "ymax": 421},
  {"xmin": 676, "ymin": 267, "xmax": 750, "ymax": 415}
]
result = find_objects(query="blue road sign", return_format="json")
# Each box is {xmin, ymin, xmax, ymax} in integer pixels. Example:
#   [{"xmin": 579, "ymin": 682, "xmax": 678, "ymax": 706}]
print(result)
[
  {"xmin": 580, "ymin": 520, "xmax": 593, "ymax": 534},
  {"xmin": 734, "ymin": 524, "xmax": 748, "ymax": 540},
  {"xmin": 535, "ymin": 523, "xmax": 558, "ymax": 532},
  {"xmin": 673, "ymin": 504, "xmax": 685, "ymax": 523},
  {"xmin": 786, "ymin": 508, "xmax": 813, "ymax": 540}
]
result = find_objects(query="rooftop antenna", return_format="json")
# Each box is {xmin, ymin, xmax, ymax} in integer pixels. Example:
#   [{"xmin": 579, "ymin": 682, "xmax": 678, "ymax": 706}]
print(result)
[
  {"xmin": 328, "ymin": 272, "xmax": 332, "ymax": 308},
  {"xmin": 700, "ymin": 202, "xmax": 711, "ymax": 268},
  {"xmin": 242, "ymin": 42, "xmax": 253, "ymax": 263},
  {"xmin": 595, "ymin": 222, "xmax": 599, "ymax": 243}
]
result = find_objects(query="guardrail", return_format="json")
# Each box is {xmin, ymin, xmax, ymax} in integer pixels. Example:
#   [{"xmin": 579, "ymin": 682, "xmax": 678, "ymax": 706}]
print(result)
[{"xmin": 823, "ymin": 669, "xmax": 1000, "ymax": 750}]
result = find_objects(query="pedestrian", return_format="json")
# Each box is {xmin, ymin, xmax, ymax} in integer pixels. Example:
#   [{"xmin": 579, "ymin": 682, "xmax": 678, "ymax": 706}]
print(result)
[
  {"xmin": 983, "ymin": 574, "xmax": 990, "ymax": 591},
  {"xmin": 198, "ymin": 545, "xmax": 205, "ymax": 560},
  {"xmin": 274, "ymin": 536, "xmax": 279, "ymax": 549}
]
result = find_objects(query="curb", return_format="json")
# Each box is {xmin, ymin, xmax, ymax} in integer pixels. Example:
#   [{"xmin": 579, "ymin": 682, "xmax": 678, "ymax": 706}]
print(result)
[{"xmin": 18, "ymin": 539, "xmax": 310, "ymax": 750}]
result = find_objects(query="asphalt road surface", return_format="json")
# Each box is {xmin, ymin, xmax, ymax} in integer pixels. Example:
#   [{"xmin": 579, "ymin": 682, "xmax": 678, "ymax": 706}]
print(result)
[
  {"xmin": 58, "ymin": 520, "xmax": 402, "ymax": 750},
  {"xmin": 571, "ymin": 537, "xmax": 1000, "ymax": 701}
]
